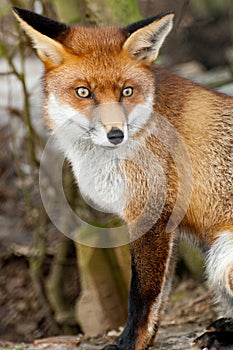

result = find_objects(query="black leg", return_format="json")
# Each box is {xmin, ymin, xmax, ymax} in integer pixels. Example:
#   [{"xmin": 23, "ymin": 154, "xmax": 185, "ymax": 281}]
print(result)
[{"xmin": 103, "ymin": 224, "xmax": 177, "ymax": 350}]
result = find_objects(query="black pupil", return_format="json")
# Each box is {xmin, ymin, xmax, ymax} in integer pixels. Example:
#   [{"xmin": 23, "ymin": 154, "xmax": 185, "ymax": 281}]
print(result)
[
  {"xmin": 76, "ymin": 87, "xmax": 89, "ymax": 97},
  {"xmin": 124, "ymin": 88, "xmax": 132, "ymax": 96},
  {"xmin": 81, "ymin": 88, "xmax": 88, "ymax": 96}
]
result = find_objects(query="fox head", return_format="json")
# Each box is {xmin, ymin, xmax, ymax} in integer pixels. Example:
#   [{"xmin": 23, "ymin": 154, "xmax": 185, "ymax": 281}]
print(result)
[{"xmin": 13, "ymin": 8, "xmax": 174, "ymax": 149}]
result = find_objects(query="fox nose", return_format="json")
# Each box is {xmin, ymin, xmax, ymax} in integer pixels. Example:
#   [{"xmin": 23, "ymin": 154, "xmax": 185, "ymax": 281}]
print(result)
[{"xmin": 107, "ymin": 128, "xmax": 124, "ymax": 145}]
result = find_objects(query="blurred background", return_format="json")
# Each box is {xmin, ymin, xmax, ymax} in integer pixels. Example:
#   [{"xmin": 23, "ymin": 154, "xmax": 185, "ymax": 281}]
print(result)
[{"xmin": 0, "ymin": 0, "xmax": 233, "ymax": 344}]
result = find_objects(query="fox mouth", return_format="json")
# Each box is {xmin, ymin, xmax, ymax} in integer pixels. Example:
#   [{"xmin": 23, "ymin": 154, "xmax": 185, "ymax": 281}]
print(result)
[
  {"xmin": 101, "ymin": 145, "xmax": 118, "ymax": 150},
  {"xmin": 100, "ymin": 143, "xmax": 123, "ymax": 150}
]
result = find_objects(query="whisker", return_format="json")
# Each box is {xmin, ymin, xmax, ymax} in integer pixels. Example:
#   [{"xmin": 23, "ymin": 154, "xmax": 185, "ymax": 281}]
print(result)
[{"xmin": 67, "ymin": 118, "xmax": 90, "ymax": 132}]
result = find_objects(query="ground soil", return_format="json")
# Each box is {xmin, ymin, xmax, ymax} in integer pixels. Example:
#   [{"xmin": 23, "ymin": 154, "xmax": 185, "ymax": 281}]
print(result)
[{"xmin": 0, "ymin": 260, "xmax": 219, "ymax": 349}]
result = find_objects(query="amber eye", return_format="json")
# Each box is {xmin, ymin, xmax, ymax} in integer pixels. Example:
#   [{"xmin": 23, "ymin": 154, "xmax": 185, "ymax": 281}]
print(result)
[
  {"xmin": 122, "ymin": 87, "xmax": 133, "ymax": 97},
  {"xmin": 75, "ymin": 87, "xmax": 91, "ymax": 98}
]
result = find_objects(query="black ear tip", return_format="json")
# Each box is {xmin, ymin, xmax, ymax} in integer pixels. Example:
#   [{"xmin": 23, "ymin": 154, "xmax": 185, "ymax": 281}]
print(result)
[
  {"xmin": 12, "ymin": 7, "xmax": 27, "ymax": 16},
  {"xmin": 12, "ymin": 7, "xmax": 20, "ymax": 14},
  {"xmin": 12, "ymin": 7, "xmax": 34, "ymax": 21},
  {"xmin": 12, "ymin": 7, "xmax": 69, "ymax": 39},
  {"xmin": 125, "ymin": 11, "xmax": 175, "ymax": 35},
  {"xmin": 164, "ymin": 10, "xmax": 175, "ymax": 16}
]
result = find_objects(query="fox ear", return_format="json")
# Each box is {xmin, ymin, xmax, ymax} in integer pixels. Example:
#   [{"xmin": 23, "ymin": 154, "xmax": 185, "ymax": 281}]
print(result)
[
  {"xmin": 12, "ymin": 7, "xmax": 69, "ymax": 67},
  {"xmin": 123, "ymin": 12, "xmax": 174, "ymax": 65}
]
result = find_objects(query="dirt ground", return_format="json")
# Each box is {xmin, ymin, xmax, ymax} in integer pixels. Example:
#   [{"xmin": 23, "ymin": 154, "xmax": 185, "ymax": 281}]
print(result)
[{"xmin": 0, "ymin": 261, "xmax": 219, "ymax": 349}]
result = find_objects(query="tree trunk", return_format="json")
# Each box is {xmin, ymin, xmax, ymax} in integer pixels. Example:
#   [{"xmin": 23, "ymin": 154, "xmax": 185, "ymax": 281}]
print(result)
[
  {"xmin": 80, "ymin": 0, "xmax": 142, "ymax": 25},
  {"xmin": 54, "ymin": 0, "xmax": 142, "ymax": 25},
  {"xmin": 53, "ymin": 0, "xmax": 83, "ymax": 23},
  {"xmin": 75, "ymin": 244, "xmax": 130, "ymax": 336}
]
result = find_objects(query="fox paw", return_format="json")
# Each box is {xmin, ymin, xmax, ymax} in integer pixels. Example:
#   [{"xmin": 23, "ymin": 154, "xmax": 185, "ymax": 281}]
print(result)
[
  {"xmin": 207, "ymin": 318, "xmax": 233, "ymax": 332},
  {"xmin": 194, "ymin": 318, "xmax": 233, "ymax": 350}
]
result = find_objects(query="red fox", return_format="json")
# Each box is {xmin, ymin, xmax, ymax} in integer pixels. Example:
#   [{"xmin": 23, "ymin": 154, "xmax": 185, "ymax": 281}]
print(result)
[{"xmin": 13, "ymin": 7, "xmax": 233, "ymax": 350}]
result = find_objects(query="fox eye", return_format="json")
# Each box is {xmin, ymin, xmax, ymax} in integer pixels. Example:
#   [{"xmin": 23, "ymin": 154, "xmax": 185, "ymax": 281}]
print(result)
[
  {"xmin": 122, "ymin": 87, "xmax": 133, "ymax": 97},
  {"xmin": 75, "ymin": 87, "xmax": 91, "ymax": 98}
]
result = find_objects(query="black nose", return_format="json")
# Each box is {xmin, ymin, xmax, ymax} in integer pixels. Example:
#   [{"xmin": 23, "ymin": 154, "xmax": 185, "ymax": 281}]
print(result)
[{"xmin": 107, "ymin": 128, "xmax": 124, "ymax": 145}]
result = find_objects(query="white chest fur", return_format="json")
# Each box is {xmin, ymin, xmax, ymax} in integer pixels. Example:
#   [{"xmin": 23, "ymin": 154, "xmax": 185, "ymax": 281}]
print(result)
[{"xmin": 67, "ymin": 144, "xmax": 127, "ymax": 216}]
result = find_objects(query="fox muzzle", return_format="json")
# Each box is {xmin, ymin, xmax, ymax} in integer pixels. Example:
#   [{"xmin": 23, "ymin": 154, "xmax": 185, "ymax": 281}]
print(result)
[
  {"xmin": 98, "ymin": 103, "xmax": 126, "ymax": 145},
  {"xmin": 99, "ymin": 104, "xmax": 125, "ymax": 131}
]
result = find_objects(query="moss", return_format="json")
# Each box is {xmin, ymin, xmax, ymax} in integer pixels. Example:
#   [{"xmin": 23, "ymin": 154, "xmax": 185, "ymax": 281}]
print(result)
[
  {"xmin": 53, "ymin": 0, "xmax": 83, "ymax": 24},
  {"xmin": 179, "ymin": 242, "xmax": 205, "ymax": 280},
  {"xmin": 82, "ymin": 0, "xmax": 142, "ymax": 25},
  {"xmin": 103, "ymin": 0, "xmax": 142, "ymax": 25}
]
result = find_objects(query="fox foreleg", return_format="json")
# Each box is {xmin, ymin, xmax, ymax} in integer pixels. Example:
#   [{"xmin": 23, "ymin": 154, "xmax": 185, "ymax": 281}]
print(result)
[{"xmin": 103, "ymin": 223, "xmax": 177, "ymax": 350}]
